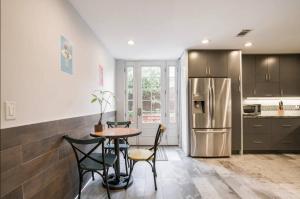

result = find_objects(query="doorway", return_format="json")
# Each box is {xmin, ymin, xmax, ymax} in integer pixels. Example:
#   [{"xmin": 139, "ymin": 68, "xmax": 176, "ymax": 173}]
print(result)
[{"xmin": 124, "ymin": 61, "xmax": 179, "ymax": 145}]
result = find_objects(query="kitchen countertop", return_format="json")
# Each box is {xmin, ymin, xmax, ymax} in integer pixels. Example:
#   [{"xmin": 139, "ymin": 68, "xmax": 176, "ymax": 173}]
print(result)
[{"xmin": 243, "ymin": 110, "xmax": 300, "ymax": 118}]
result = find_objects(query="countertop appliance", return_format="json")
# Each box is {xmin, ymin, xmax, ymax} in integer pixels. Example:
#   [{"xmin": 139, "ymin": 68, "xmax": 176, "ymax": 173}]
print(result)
[
  {"xmin": 243, "ymin": 104, "xmax": 261, "ymax": 116},
  {"xmin": 189, "ymin": 78, "xmax": 232, "ymax": 157}
]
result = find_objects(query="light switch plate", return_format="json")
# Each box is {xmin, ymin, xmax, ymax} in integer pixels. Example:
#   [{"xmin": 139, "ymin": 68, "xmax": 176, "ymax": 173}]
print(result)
[{"xmin": 5, "ymin": 101, "xmax": 16, "ymax": 120}]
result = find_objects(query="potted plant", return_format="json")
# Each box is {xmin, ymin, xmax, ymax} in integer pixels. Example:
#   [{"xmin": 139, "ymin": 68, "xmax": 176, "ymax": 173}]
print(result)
[{"xmin": 91, "ymin": 90, "xmax": 114, "ymax": 132}]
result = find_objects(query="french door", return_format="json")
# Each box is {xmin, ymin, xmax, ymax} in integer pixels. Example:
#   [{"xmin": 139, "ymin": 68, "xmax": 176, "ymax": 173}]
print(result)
[{"xmin": 125, "ymin": 61, "xmax": 179, "ymax": 145}]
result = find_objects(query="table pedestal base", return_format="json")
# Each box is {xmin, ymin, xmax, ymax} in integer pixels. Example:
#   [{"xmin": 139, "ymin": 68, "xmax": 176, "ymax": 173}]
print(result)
[{"xmin": 102, "ymin": 172, "xmax": 133, "ymax": 190}]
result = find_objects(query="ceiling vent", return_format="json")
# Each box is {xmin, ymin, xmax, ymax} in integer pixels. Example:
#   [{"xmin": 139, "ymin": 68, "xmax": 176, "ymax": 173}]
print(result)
[{"xmin": 236, "ymin": 29, "xmax": 252, "ymax": 37}]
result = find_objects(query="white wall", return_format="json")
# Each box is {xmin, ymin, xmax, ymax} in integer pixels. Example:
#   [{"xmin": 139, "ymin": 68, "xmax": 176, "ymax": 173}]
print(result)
[
  {"xmin": 1, "ymin": 0, "xmax": 115, "ymax": 129},
  {"xmin": 179, "ymin": 51, "xmax": 189, "ymax": 155}
]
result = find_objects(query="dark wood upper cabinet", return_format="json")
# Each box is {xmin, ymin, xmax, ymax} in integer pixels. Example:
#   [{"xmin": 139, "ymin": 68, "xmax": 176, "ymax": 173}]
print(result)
[
  {"xmin": 206, "ymin": 51, "xmax": 228, "ymax": 77},
  {"xmin": 188, "ymin": 51, "xmax": 207, "ymax": 77},
  {"xmin": 280, "ymin": 55, "xmax": 300, "ymax": 96},
  {"xmin": 255, "ymin": 55, "xmax": 279, "ymax": 82},
  {"xmin": 242, "ymin": 55, "xmax": 256, "ymax": 97},
  {"xmin": 243, "ymin": 54, "xmax": 281, "ymax": 97},
  {"xmin": 267, "ymin": 56, "xmax": 280, "ymax": 82},
  {"xmin": 255, "ymin": 82, "xmax": 280, "ymax": 97},
  {"xmin": 255, "ymin": 55, "xmax": 269, "ymax": 82},
  {"xmin": 188, "ymin": 50, "xmax": 228, "ymax": 77}
]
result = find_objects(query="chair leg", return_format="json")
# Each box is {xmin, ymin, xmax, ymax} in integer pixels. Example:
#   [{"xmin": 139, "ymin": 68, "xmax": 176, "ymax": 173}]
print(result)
[
  {"xmin": 153, "ymin": 161, "xmax": 157, "ymax": 177},
  {"xmin": 152, "ymin": 161, "xmax": 157, "ymax": 190},
  {"xmin": 103, "ymin": 167, "xmax": 111, "ymax": 199},
  {"xmin": 92, "ymin": 171, "xmax": 95, "ymax": 181},
  {"xmin": 78, "ymin": 172, "xmax": 83, "ymax": 199},
  {"xmin": 124, "ymin": 150, "xmax": 128, "ymax": 175},
  {"xmin": 152, "ymin": 169, "xmax": 157, "ymax": 190},
  {"xmin": 126, "ymin": 160, "xmax": 135, "ymax": 189}
]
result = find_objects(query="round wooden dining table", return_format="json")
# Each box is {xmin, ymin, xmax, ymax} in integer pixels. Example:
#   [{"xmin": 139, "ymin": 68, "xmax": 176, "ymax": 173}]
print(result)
[{"xmin": 90, "ymin": 127, "xmax": 141, "ymax": 190}]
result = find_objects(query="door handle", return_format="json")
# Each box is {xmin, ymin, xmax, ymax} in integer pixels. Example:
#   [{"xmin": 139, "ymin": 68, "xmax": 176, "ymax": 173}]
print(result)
[
  {"xmin": 265, "ymin": 74, "xmax": 268, "ymax": 81},
  {"xmin": 137, "ymin": 108, "xmax": 142, "ymax": 116}
]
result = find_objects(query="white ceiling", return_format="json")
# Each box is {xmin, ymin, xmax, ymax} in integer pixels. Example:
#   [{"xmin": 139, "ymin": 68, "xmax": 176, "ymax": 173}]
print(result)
[{"xmin": 69, "ymin": 0, "xmax": 300, "ymax": 60}]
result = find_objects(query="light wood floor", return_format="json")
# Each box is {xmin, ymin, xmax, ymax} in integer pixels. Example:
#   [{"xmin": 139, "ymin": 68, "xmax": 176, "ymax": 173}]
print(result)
[{"xmin": 81, "ymin": 147, "xmax": 300, "ymax": 199}]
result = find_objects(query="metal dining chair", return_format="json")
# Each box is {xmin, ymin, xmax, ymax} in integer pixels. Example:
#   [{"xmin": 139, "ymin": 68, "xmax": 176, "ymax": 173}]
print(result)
[
  {"xmin": 105, "ymin": 121, "xmax": 131, "ymax": 175},
  {"xmin": 63, "ymin": 135, "xmax": 117, "ymax": 199},
  {"xmin": 126, "ymin": 124, "xmax": 166, "ymax": 190}
]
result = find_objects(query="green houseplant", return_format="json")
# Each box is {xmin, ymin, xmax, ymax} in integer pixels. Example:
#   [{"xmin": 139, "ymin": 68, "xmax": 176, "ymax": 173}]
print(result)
[{"xmin": 91, "ymin": 90, "xmax": 114, "ymax": 132}]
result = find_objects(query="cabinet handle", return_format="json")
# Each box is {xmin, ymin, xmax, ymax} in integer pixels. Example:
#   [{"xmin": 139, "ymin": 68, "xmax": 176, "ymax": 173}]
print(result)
[
  {"xmin": 253, "ymin": 140, "xmax": 263, "ymax": 144},
  {"xmin": 206, "ymin": 67, "xmax": 208, "ymax": 75},
  {"xmin": 265, "ymin": 74, "xmax": 268, "ymax": 80},
  {"xmin": 208, "ymin": 67, "xmax": 211, "ymax": 75},
  {"xmin": 268, "ymin": 74, "xmax": 271, "ymax": 81},
  {"xmin": 281, "ymin": 89, "xmax": 283, "ymax": 96},
  {"xmin": 253, "ymin": 89, "xmax": 256, "ymax": 95},
  {"xmin": 253, "ymin": 124, "xmax": 264, "ymax": 127},
  {"xmin": 280, "ymin": 124, "xmax": 292, "ymax": 128}
]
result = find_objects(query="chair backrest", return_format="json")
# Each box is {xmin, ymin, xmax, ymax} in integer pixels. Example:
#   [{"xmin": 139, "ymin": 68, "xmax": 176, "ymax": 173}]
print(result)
[
  {"xmin": 107, "ymin": 121, "xmax": 131, "ymax": 128},
  {"xmin": 152, "ymin": 124, "xmax": 166, "ymax": 158},
  {"xmin": 63, "ymin": 135, "xmax": 106, "ymax": 167},
  {"xmin": 106, "ymin": 121, "xmax": 131, "ymax": 144}
]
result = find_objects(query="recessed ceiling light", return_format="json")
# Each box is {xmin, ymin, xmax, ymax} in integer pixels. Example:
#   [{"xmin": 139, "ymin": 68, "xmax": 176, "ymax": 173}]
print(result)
[
  {"xmin": 128, "ymin": 40, "xmax": 135, "ymax": 46},
  {"xmin": 202, "ymin": 39, "xmax": 210, "ymax": 44},
  {"xmin": 244, "ymin": 42, "xmax": 253, "ymax": 47}
]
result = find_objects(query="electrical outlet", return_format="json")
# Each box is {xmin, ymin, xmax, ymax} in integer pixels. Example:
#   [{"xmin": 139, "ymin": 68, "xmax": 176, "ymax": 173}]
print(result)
[{"xmin": 5, "ymin": 101, "xmax": 16, "ymax": 120}]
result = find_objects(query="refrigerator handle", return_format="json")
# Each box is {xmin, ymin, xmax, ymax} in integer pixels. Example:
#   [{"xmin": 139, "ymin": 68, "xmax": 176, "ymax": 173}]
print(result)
[
  {"xmin": 209, "ymin": 87, "xmax": 212, "ymax": 120},
  {"xmin": 211, "ymin": 86, "xmax": 214, "ymax": 120}
]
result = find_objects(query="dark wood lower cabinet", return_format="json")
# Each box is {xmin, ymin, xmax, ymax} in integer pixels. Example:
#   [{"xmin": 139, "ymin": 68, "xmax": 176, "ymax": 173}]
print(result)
[
  {"xmin": 270, "ymin": 119, "xmax": 300, "ymax": 150},
  {"xmin": 244, "ymin": 117, "xmax": 300, "ymax": 151}
]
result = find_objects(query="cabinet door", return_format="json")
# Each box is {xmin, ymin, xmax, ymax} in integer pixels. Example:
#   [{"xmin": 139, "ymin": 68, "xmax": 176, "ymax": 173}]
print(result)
[
  {"xmin": 243, "ymin": 118, "xmax": 271, "ymax": 150},
  {"xmin": 267, "ymin": 56, "xmax": 280, "ymax": 82},
  {"xmin": 271, "ymin": 119, "xmax": 300, "ymax": 150},
  {"xmin": 207, "ymin": 51, "xmax": 228, "ymax": 77},
  {"xmin": 188, "ymin": 51, "xmax": 208, "ymax": 77},
  {"xmin": 255, "ymin": 55, "xmax": 280, "ymax": 97},
  {"xmin": 255, "ymin": 55, "xmax": 269, "ymax": 82},
  {"xmin": 242, "ymin": 55, "xmax": 256, "ymax": 97},
  {"xmin": 280, "ymin": 55, "xmax": 300, "ymax": 96},
  {"xmin": 255, "ymin": 82, "xmax": 280, "ymax": 97},
  {"xmin": 228, "ymin": 51, "xmax": 242, "ymax": 151}
]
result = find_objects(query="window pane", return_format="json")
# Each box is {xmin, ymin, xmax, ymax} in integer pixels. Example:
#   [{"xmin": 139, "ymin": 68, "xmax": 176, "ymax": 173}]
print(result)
[
  {"xmin": 169, "ymin": 66, "xmax": 176, "ymax": 123},
  {"xmin": 126, "ymin": 66, "xmax": 135, "ymax": 123},
  {"xmin": 128, "ymin": 88, "xmax": 133, "ymax": 100},
  {"xmin": 143, "ymin": 90, "xmax": 151, "ymax": 100},
  {"xmin": 142, "ymin": 101, "xmax": 151, "ymax": 112},
  {"xmin": 141, "ymin": 66, "xmax": 161, "ymax": 123},
  {"xmin": 128, "ymin": 100, "xmax": 133, "ymax": 111}
]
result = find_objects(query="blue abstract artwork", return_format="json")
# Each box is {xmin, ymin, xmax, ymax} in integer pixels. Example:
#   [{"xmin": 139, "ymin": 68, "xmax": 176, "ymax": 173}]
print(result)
[{"xmin": 60, "ymin": 36, "xmax": 73, "ymax": 75}]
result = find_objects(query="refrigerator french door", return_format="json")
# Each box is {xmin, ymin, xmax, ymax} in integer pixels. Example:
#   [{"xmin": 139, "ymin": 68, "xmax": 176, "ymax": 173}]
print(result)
[{"xmin": 189, "ymin": 78, "xmax": 232, "ymax": 157}]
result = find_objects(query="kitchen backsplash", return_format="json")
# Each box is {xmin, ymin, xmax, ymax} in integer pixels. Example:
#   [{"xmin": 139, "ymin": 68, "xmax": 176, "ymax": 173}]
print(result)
[{"xmin": 261, "ymin": 105, "xmax": 300, "ymax": 111}]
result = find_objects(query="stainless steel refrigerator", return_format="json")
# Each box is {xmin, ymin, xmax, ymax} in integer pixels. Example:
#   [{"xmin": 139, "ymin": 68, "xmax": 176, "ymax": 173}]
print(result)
[{"xmin": 189, "ymin": 78, "xmax": 232, "ymax": 157}]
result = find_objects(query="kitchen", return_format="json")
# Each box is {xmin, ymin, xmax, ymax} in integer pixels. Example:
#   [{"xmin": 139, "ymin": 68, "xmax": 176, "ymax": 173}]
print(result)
[
  {"xmin": 1, "ymin": 0, "xmax": 300, "ymax": 199},
  {"xmin": 186, "ymin": 51, "xmax": 300, "ymax": 156}
]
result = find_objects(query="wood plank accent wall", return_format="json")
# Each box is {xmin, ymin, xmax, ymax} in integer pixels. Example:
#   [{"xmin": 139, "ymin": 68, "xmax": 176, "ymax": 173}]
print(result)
[{"xmin": 0, "ymin": 111, "xmax": 116, "ymax": 199}]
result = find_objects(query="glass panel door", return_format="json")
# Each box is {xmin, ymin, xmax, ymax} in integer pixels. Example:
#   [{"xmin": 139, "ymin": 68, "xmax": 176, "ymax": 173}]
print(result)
[
  {"xmin": 166, "ymin": 64, "xmax": 178, "ymax": 145},
  {"xmin": 125, "ymin": 64, "xmax": 138, "ymax": 145},
  {"xmin": 137, "ymin": 63, "xmax": 164, "ymax": 145}
]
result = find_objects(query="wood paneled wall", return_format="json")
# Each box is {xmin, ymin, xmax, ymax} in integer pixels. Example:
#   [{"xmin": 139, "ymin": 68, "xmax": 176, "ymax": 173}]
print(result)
[{"xmin": 0, "ymin": 112, "xmax": 115, "ymax": 199}]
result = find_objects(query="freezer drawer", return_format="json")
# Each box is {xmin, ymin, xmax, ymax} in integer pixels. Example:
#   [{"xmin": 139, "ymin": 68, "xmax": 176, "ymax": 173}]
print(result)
[{"xmin": 190, "ymin": 129, "xmax": 231, "ymax": 157}]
